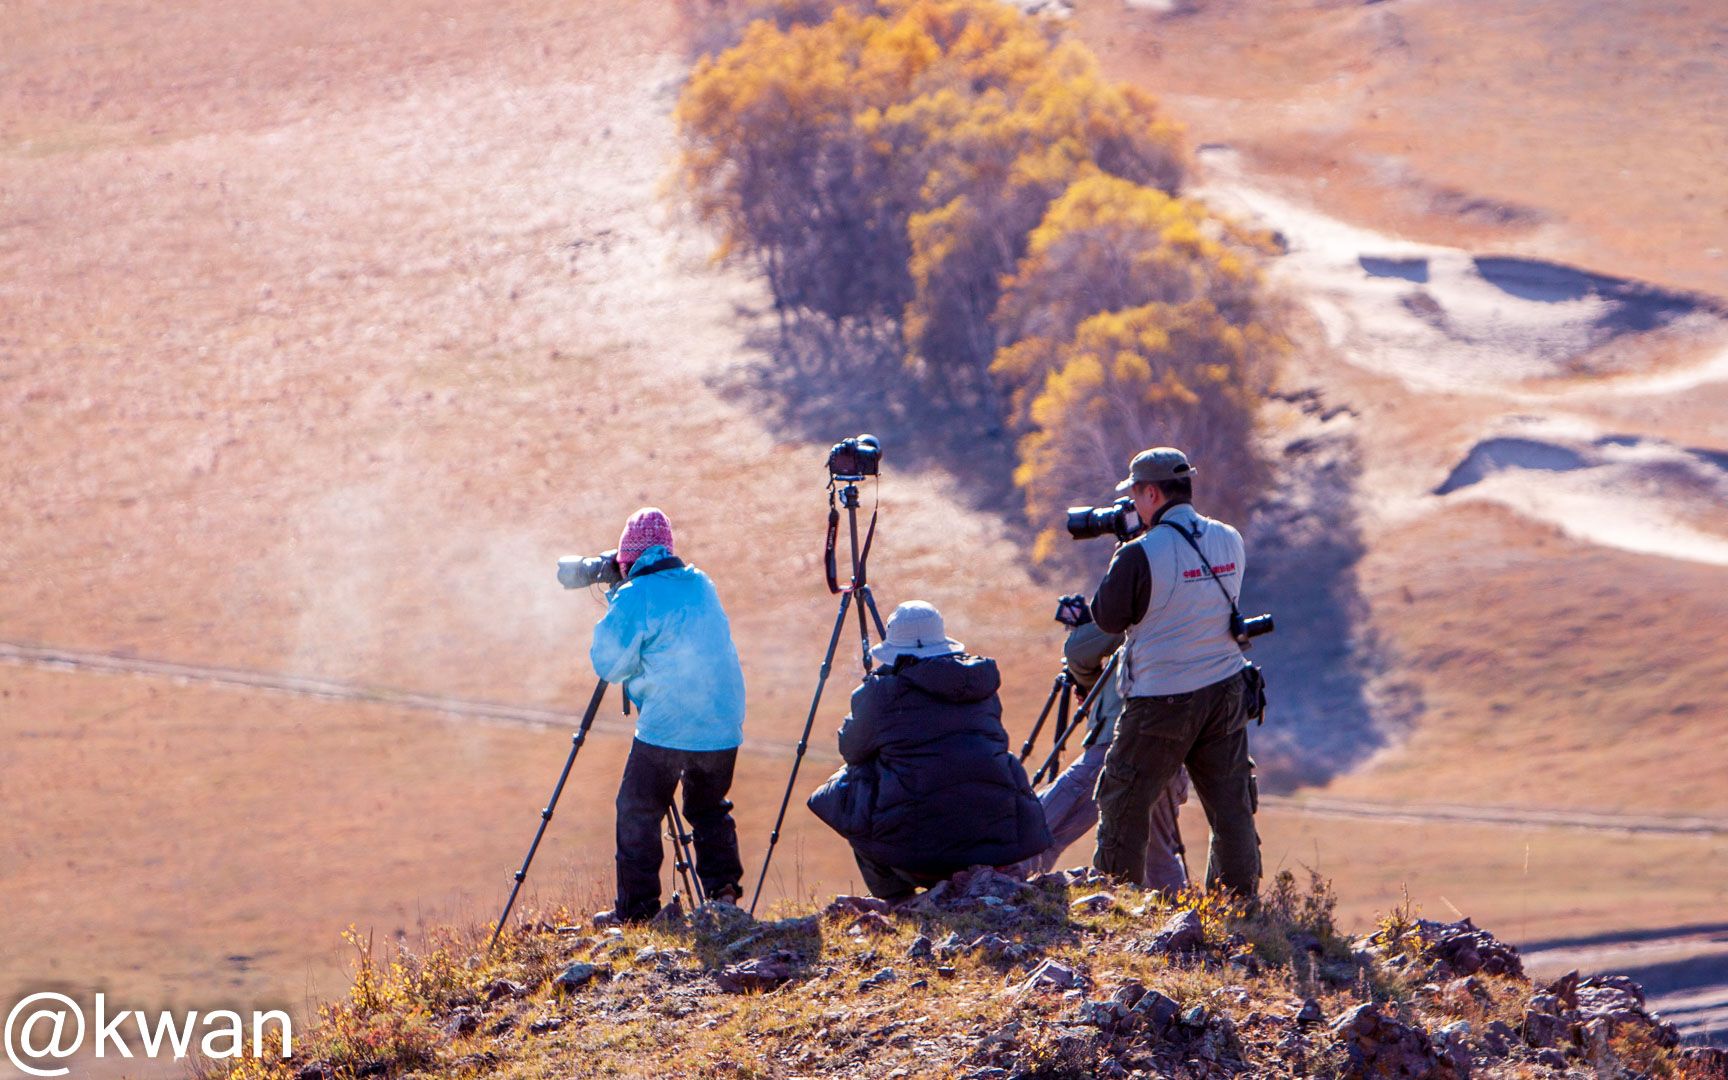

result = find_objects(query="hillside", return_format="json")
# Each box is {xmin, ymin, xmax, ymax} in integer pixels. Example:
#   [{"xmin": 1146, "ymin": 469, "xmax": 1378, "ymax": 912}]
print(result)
[
  {"xmin": 4, "ymin": 0, "xmax": 1728, "ymax": 1076},
  {"xmin": 220, "ymin": 873, "xmax": 1728, "ymax": 1079}
]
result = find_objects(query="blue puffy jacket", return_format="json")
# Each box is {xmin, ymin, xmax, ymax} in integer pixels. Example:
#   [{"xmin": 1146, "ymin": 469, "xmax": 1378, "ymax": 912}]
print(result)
[{"xmin": 589, "ymin": 546, "xmax": 746, "ymax": 752}]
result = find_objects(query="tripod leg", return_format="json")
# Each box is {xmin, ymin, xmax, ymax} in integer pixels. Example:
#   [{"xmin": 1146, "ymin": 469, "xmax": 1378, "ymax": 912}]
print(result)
[
  {"xmin": 1049, "ymin": 674, "xmax": 1074, "ymax": 774},
  {"xmin": 488, "ymin": 679, "xmax": 608, "ymax": 952},
  {"xmin": 858, "ymin": 583, "xmax": 888, "ymax": 641},
  {"xmin": 749, "ymin": 591, "xmax": 853, "ymax": 916},
  {"xmin": 667, "ymin": 798, "xmax": 705, "ymax": 906},
  {"xmin": 1034, "ymin": 653, "xmax": 1120, "ymax": 785},
  {"xmin": 1018, "ymin": 672, "xmax": 1066, "ymax": 763},
  {"xmin": 854, "ymin": 583, "xmax": 874, "ymax": 673}
]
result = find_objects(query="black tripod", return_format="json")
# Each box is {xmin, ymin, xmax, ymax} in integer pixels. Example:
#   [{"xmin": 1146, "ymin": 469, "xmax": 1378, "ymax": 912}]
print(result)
[
  {"xmin": 666, "ymin": 800, "xmax": 705, "ymax": 908},
  {"xmin": 487, "ymin": 678, "xmax": 708, "ymax": 951},
  {"xmin": 1028, "ymin": 651, "xmax": 1122, "ymax": 786},
  {"xmin": 1018, "ymin": 665, "xmax": 1077, "ymax": 768},
  {"xmin": 488, "ymin": 679, "xmax": 607, "ymax": 952},
  {"xmin": 748, "ymin": 476, "xmax": 887, "ymax": 915}
]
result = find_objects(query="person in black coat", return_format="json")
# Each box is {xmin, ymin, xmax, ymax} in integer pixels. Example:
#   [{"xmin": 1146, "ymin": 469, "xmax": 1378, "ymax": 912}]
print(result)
[{"xmin": 808, "ymin": 601, "xmax": 1053, "ymax": 900}]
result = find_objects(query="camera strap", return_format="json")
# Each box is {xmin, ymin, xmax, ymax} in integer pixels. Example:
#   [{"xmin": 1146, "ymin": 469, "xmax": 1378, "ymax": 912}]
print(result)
[
  {"xmin": 824, "ymin": 489, "xmax": 841, "ymax": 595},
  {"xmin": 1158, "ymin": 520, "xmax": 1242, "ymax": 625},
  {"xmin": 1160, "ymin": 520, "xmax": 1265, "ymax": 723}
]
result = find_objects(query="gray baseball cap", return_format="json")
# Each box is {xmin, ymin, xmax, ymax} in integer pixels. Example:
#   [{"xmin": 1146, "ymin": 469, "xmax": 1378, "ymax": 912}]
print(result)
[{"xmin": 1115, "ymin": 446, "xmax": 1197, "ymax": 492}]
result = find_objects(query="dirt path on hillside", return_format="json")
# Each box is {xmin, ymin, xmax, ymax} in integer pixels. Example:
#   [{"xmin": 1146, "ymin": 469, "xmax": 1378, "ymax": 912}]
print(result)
[
  {"xmin": 1195, "ymin": 146, "xmax": 1728, "ymax": 571},
  {"xmin": 13, "ymin": 638, "xmax": 1728, "ymax": 841}
]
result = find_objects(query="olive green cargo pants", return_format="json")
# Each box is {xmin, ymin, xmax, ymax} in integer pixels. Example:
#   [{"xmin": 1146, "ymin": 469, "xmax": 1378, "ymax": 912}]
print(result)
[{"xmin": 1092, "ymin": 670, "xmax": 1260, "ymax": 897}]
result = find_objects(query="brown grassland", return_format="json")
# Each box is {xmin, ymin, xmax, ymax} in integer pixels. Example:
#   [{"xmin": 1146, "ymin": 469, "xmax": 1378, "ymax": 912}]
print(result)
[{"xmin": 3, "ymin": 0, "xmax": 1726, "ymax": 1072}]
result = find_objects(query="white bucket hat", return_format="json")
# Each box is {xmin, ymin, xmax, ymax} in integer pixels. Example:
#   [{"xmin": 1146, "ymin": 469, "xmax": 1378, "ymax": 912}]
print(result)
[{"xmin": 870, "ymin": 600, "xmax": 964, "ymax": 666}]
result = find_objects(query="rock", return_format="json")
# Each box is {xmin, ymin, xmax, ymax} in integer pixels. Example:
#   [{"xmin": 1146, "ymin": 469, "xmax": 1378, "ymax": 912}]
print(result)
[
  {"xmin": 1032, "ymin": 871, "xmax": 1071, "ymax": 891},
  {"xmin": 1111, "ymin": 981, "xmax": 1147, "ymax": 1009},
  {"xmin": 591, "ymin": 910, "xmax": 621, "ymax": 929},
  {"xmin": 1541, "ymin": 969, "xmax": 1581, "ymax": 1009},
  {"xmin": 1332, "ymin": 1003, "xmax": 1461, "ymax": 1080},
  {"xmin": 1130, "ymin": 989, "xmax": 1181, "ymax": 1035},
  {"xmin": 1480, "ymin": 1019, "xmax": 1516, "ymax": 1057},
  {"xmin": 648, "ymin": 896, "xmax": 685, "ymax": 927},
  {"xmin": 824, "ymin": 894, "xmax": 892, "ymax": 917},
  {"xmin": 440, "ymin": 1007, "xmax": 479, "ymax": 1037},
  {"xmin": 483, "ymin": 978, "xmax": 529, "ymax": 1002},
  {"xmin": 1574, "ymin": 974, "xmax": 1679, "ymax": 1047},
  {"xmin": 1421, "ymin": 918, "xmax": 1525, "ymax": 978},
  {"xmin": 966, "ymin": 933, "xmax": 1014, "ymax": 959},
  {"xmin": 1017, "ymin": 958, "xmax": 1084, "ymax": 993},
  {"xmin": 847, "ymin": 912, "xmax": 894, "ymax": 937},
  {"xmin": 1434, "ymin": 1020, "xmax": 1472, "ymax": 1076},
  {"xmin": 527, "ymin": 1016, "xmax": 565, "ymax": 1035},
  {"xmin": 1295, "ymin": 998, "xmax": 1324, "ymax": 1026},
  {"xmin": 723, "ymin": 932, "xmax": 765, "ymax": 957},
  {"xmin": 1227, "ymin": 950, "xmax": 1261, "ymax": 975},
  {"xmin": 1071, "ymin": 891, "xmax": 1117, "ymax": 914},
  {"xmin": 690, "ymin": 901, "xmax": 755, "ymax": 934},
  {"xmin": 1521, "ymin": 1007, "xmax": 1569, "ymax": 1049},
  {"xmin": 935, "ymin": 932, "xmax": 966, "ymax": 959},
  {"xmin": 1076, "ymin": 998, "xmax": 1130, "ymax": 1030},
  {"xmin": 906, "ymin": 935, "xmax": 934, "ymax": 961},
  {"xmin": 957, "ymin": 866, "xmax": 1034, "ymax": 901},
  {"xmin": 1533, "ymin": 1048, "xmax": 1568, "ymax": 1070},
  {"xmin": 553, "ymin": 962, "xmax": 612, "ymax": 992},
  {"xmin": 1147, "ymin": 909, "xmax": 1205, "ymax": 954},
  {"xmin": 1178, "ymin": 1003, "xmax": 1208, "ymax": 1029},
  {"xmin": 860, "ymin": 966, "xmax": 898, "ymax": 990},
  {"xmin": 715, "ymin": 950, "xmax": 800, "ymax": 993}
]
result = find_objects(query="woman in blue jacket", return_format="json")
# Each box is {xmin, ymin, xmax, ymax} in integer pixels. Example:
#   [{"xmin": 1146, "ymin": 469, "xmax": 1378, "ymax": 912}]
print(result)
[{"xmin": 590, "ymin": 508, "xmax": 747, "ymax": 921}]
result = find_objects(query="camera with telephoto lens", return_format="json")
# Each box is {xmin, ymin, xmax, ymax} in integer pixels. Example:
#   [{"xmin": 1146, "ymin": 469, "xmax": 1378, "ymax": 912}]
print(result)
[
  {"xmin": 1232, "ymin": 612, "xmax": 1275, "ymax": 644},
  {"xmin": 827, "ymin": 434, "xmax": 882, "ymax": 479},
  {"xmin": 557, "ymin": 549, "xmax": 623, "ymax": 589},
  {"xmin": 1065, "ymin": 496, "xmax": 1143, "ymax": 543}
]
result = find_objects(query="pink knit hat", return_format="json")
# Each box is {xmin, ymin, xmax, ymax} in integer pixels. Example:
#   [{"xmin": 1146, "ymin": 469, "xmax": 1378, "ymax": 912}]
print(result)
[{"xmin": 617, "ymin": 507, "xmax": 675, "ymax": 570}]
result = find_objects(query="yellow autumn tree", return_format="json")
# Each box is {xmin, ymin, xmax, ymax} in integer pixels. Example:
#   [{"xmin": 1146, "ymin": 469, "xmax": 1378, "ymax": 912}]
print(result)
[
  {"xmin": 1015, "ymin": 300, "xmax": 1277, "ymax": 563},
  {"xmin": 678, "ymin": 0, "xmax": 1186, "ymax": 355},
  {"xmin": 993, "ymin": 172, "xmax": 1275, "ymax": 430},
  {"xmin": 678, "ymin": 7, "xmax": 939, "ymax": 321},
  {"xmin": 879, "ymin": 31, "xmax": 1187, "ymax": 377}
]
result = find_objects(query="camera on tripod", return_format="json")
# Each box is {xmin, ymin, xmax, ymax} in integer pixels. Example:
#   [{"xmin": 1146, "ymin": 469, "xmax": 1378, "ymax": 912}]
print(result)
[
  {"xmin": 557, "ymin": 549, "xmax": 623, "ymax": 589},
  {"xmin": 1065, "ymin": 496, "xmax": 1143, "ymax": 543},
  {"xmin": 827, "ymin": 434, "xmax": 881, "ymax": 479}
]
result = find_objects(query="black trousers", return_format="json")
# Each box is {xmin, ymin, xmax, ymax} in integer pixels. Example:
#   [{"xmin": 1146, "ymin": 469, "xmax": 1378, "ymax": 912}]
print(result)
[
  {"xmin": 1093, "ymin": 670, "xmax": 1261, "ymax": 897},
  {"xmin": 615, "ymin": 738, "xmax": 743, "ymax": 919}
]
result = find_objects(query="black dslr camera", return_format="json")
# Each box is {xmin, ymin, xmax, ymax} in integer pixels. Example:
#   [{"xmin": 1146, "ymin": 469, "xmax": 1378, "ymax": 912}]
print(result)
[
  {"xmin": 1054, "ymin": 593, "xmax": 1092, "ymax": 628},
  {"xmin": 827, "ymin": 434, "xmax": 882, "ymax": 479},
  {"xmin": 1065, "ymin": 496, "xmax": 1143, "ymax": 543},
  {"xmin": 557, "ymin": 549, "xmax": 624, "ymax": 589}
]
